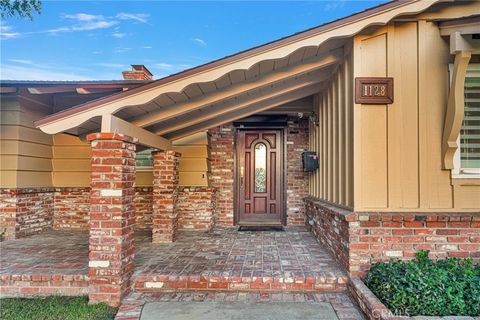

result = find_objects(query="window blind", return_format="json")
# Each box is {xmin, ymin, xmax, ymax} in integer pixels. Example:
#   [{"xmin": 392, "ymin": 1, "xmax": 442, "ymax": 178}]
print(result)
[
  {"xmin": 136, "ymin": 149, "xmax": 153, "ymax": 168},
  {"xmin": 461, "ymin": 64, "xmax": 480, "ymax": 170}
]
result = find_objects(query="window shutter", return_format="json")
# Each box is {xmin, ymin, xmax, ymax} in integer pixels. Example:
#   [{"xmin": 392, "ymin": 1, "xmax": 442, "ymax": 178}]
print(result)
[{"xmin": 461, "ymin": 64, "xmax": 480, "ymax": 170}]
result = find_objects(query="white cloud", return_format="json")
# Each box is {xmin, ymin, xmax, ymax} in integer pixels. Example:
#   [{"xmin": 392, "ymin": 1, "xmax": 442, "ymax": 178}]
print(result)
[
  {"xmin": 8, "ymin": 59, "xmax": 33, "ymax": 65},
  {"xmin": 44, "ymin": 12, "xmax": 117, "ymax": 35},
  {"xmin": 47, "ymin": 20, "xmax": 117, "ymax": 34},
  {"xmin": 112, "ymin": 32, "xmax": 127, "ymax": 38},
  {"xmin": 64, "ymin": 13, "xmax": 104, "ymax": 21},
  {"xmin": 192, "ymin": 38, "xmax": 207, "ymax": 46},
  {"xmin": 1, "ymin": 12, "xmax": 150, "ymax": 40},
  {"xmin": 142, "ymin": 46, "xmax": 152, "ymax": 49},
  {"xmin": 0, "ymin": 64, "xmax": 94, "ymax": 81},
  {"xmin": 116, "ymin": 13, "xmax": 149, "ymax": 24},
  {"xmin": 114, "ymin": 47, "xmax": 131, "ymax": 53},
  {"xmin": 155, "ymin": 63, "xmax": 173, "ymax": 69},
  {"xmin": 0, "ymin": 25, "xmax": 22, "ymax": 40},
  {"xmin": 324, "ymin": 0, "xmax": 346, "ymax": 11},
  {"xmin": 96, "ymin": 63, "xmax": 126, "ymax": 68}
]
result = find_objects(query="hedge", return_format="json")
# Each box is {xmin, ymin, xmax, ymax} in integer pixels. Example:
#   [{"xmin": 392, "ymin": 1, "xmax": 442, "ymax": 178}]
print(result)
[{"xmin": 365, "ymin": 251, "xmax": 480, "ymax": 316}]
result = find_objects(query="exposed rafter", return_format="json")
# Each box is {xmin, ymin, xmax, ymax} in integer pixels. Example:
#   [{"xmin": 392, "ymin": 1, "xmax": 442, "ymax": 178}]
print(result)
[
  {"xmin": 132, "ymin": 50, "xmax": 342, "ymax": 128},
  {"xmin": 155, "ymin": 71, "xmax": 329, "ymax": 135},
  {"xmin": 166, "ymin": 83, "xmax": 322, "ymax": 140}
]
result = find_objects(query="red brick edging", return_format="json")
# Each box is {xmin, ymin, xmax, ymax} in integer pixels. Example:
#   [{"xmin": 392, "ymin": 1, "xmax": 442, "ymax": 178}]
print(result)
[
  {"xmin": 0, "ymin": 274, "xmax": 88, "ymax": 297},
  {"xmin": 348, "ymin": 278, "xmax": 393, "ymax": 320},
  {"xmin": 134, "ymin": 274, "xmax": 348, "ymax": 293}
]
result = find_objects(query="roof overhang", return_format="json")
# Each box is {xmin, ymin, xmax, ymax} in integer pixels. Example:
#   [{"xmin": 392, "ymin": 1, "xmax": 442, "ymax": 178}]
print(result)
[{"xmin": 33, "ymin": 0, "xmax": 449, "ymax": 148}]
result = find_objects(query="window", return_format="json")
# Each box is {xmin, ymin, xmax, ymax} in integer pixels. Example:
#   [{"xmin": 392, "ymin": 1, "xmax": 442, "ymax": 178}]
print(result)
[
  {"xmin": 136, "ymin": 149, "xmax": 153, "ymax": 170},
  {"xmin": 453, "ymin": 63, "xmax": 480, "ymax": 177},
  {"xmin": 254, "ymin": 143, "xmax": 267, "ymax": 192}
]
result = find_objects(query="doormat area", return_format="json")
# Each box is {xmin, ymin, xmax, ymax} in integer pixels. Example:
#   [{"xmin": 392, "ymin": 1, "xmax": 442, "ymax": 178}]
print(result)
[
  {"xmin": 238, "ymin": 226, "xmax": 284, "ymax": 232},
  {"xmin": 141, "ymin": 301, "xmax": 339, "ymax": 320}
]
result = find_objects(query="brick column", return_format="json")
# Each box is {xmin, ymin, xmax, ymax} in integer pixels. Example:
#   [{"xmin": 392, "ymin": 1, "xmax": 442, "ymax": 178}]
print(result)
[
  {"xmin": 152, "ymin": 150, "xmax": 180, "ymax": 243},
  {"xmin": 86, "ymin": 133, "xmax": 137, "ymax": 307}
]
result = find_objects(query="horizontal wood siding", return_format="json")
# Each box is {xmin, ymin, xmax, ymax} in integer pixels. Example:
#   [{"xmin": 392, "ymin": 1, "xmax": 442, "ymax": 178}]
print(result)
[
  {"xmin": 52, "ymin": 134, "xmax": 91, "ymax": 187},
  {"xmin": 52, "ymin": 131, "xmax": 210, "ymax": 187},
  {"xmin": 353, "ymin": 19, "xmax": 480, "ymax": 212},
  {"xmin": 172, "ymin": 132, "xmax": 210, "ymax": 186},
  {"xmin": 0, "ymin": 96, "xmax": 53, "ymax": 188},
  {"xmin": 308, "ymin": 45, "xmax": 354, "ymax": 208}
]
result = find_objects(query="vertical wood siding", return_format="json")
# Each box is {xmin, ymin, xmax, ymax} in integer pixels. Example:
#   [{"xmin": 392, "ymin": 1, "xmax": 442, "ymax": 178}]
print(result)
[
  {"xmin": 352, "ymin": 21, "xmax": 480, "ymax": 212},
  {"xmin": 308, "ymin": 45, "xmax": 354, "ymax": 208}
]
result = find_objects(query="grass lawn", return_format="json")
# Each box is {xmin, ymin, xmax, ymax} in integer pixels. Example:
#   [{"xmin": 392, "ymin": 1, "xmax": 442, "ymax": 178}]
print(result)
[{"xmin": 0, "ymin": 296, "xmax": 117, "ymax": 320}]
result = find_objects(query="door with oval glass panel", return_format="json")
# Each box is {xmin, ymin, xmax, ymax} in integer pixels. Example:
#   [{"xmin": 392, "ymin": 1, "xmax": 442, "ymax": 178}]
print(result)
[{"xmin": 236, "ymin": 129, "xmax": 284, "ymax": 225}]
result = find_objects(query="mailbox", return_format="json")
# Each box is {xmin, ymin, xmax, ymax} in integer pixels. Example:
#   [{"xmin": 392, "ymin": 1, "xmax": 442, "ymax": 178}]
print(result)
[{"xmin": 303, "ymin": 151, "xmax": 319, "ymax": 172}]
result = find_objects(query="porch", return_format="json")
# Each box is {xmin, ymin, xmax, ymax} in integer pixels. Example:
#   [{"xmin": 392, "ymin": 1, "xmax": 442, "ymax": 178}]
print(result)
[{"xmin": 0, "ymin": 226, "xmax": 348, "ymax": 297}]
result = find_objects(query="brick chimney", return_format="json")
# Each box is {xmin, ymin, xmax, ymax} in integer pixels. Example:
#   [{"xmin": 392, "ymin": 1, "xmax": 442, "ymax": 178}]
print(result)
[{"xmin": 122, "ymin": 65, "xmax": 153, "ymax": 80}]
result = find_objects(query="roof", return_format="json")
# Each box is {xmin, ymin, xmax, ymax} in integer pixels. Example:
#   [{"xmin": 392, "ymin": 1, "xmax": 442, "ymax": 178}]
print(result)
[
  {"xmin": 34, "ymin": 0, "xmax": 449, "ymax": 138},
  {"xmin": 0, "ymin": 80, "xmax": 151, "ymax": 86}
]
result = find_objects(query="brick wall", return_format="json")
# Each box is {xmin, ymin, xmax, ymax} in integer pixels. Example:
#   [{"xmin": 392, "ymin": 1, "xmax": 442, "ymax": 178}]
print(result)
[
  {"xmin": 177, "ymin": 187, "xmax": 216, "ymax": 231},
  {"xmin": 209, "ymin": 125, "xmax": 235, "ymax": 226},
  {"xmin": 151, "ymin": 150, "xmax": 180, "ymax": 243},
  {"xmin": 134, "ymin": 187, "xmax": 153, "ymax": 229},
  {"xmin": 305, "ymin": 197, "xmax": 480, "ymax": 278},
  {"xmin": 305, "ymin": 198, "xmax": 354, "ymax": 272},
  {"xmin": 2, "ymin": 186, "xmax": 218, "ymax": 237},
  {"xmin": 286, "ymin": 118, "xmax": 309, "ymax": 225},
  {"xmin": 0, "ymin": 188, "xmax": 54, "ymax": 240},
  {"xmin": 0, "ymin": 189, "xmax": 17, "ymax": 240},
  {"xmin": 53, "ymin": 188, "xmax": 90, "ymax": 230}
]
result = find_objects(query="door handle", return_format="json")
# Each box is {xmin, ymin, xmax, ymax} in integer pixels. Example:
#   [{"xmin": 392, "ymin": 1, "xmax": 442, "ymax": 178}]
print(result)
[{"xmin": 240, "ymin": 166, "xmax": 244, "ymax": 188}]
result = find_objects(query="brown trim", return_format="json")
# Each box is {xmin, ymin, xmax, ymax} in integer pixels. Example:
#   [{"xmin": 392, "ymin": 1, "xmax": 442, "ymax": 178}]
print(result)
[{"xmin": 35, "ymin": 0, "xmax": 416, "ymax": 128}]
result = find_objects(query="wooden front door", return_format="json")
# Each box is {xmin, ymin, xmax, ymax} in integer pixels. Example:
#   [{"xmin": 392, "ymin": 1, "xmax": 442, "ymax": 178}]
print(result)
[{"xmin": 236, "ymin": 129, "xmax": 284, "ymax": 225}]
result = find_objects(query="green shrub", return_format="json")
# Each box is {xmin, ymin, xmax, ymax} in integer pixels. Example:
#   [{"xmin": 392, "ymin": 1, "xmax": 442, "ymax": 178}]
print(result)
[{"xmin": 365, "ymin": 251, "xmax": 480, "ymax": 317}]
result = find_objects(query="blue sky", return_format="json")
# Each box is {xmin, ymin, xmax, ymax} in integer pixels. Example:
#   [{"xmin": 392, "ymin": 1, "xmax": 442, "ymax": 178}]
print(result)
[{"xmin": 1, "ymin": 1, "xmax": 387, "ymax": 81}]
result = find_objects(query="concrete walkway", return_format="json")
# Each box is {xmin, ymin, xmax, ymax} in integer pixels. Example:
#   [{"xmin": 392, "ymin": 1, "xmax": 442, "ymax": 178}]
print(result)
[
  {"xmin": 141, "ymin": 301, "xmax": 339, "ymax": 320},
  {"xmin": 115, "ymin": 292, "xmax": 366, "ymax": 320}
]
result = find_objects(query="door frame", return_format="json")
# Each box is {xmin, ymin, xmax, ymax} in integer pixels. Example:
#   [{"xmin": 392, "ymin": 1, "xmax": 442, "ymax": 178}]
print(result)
[{"xmin": 233, "ymin": 126, "xmax": 287, "ymax": 226}]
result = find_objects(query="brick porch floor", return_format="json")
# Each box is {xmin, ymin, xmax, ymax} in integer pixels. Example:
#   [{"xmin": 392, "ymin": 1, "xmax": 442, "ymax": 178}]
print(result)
[{"xmin": 0, "ymin": 226, "xmax": 348, "ymax": 296}]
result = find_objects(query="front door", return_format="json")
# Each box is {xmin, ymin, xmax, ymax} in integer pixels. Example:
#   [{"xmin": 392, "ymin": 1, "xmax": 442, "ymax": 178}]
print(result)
[{"xmin": 236, "ymin": 129, "xmax": 284, "ymax": 225}]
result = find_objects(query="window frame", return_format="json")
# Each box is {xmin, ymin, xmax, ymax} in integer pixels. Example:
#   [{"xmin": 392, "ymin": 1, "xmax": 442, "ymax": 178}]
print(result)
[{"xmin": 450, "ymin": 62, "xmax": 480, "ymax": 179}]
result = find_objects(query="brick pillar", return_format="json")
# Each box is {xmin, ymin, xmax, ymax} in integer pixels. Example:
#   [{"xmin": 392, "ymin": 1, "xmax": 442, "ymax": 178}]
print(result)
[
  {"xmin": 86, "ymin": 133, "xmax": 137, "ymax": 307},
  {"xmin": 152, "ymin": 150, "xmax": 180, "ymax": 243}
]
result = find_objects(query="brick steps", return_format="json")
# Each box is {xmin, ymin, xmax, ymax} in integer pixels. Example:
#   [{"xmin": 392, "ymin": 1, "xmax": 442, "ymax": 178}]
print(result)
[{"xmin": 133, "ymin": 274, "xmax": 348, "ymax": 293}]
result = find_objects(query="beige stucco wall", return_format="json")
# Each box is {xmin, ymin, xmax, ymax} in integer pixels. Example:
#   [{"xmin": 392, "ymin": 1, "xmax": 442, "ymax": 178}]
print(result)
[{"xmin": 351, "ymin": 7, "xmax": 480, "ymax": 212}]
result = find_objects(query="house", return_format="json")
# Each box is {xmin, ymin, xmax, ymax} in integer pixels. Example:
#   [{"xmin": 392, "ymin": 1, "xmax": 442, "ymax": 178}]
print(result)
[{"xmin": 1, "ymin": 0, "xmax": 479, "ymax": 311}]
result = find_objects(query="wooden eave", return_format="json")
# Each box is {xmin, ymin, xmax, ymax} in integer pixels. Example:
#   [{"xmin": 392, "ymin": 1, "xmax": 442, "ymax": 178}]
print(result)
[{"xmin": 34, "ymin": 0, "xmax": 448, "ymax": 146}]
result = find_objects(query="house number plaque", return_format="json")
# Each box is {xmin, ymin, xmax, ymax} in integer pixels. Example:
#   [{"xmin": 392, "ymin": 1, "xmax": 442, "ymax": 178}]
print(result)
[{"xmin": 355, "ymin": 77, "xmax": 394, "ymax": 104}]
